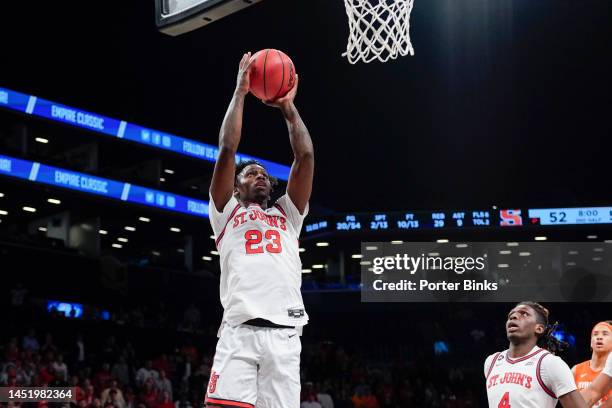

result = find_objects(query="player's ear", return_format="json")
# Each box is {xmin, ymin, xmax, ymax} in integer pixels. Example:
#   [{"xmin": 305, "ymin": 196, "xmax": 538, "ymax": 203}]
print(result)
[{"xmin": 535, "ymin": 324, "xmax": 545, "ymax": 335}]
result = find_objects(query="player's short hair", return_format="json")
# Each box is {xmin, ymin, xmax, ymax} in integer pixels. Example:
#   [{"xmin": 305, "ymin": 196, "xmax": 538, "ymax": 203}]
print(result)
[
  {"xmin": 516, "ymin": 301, "xmax": 567, "ymax": 354},
  {"xmin": 235, "ymin": 159, "xmax": 279, "ymax": 189}
]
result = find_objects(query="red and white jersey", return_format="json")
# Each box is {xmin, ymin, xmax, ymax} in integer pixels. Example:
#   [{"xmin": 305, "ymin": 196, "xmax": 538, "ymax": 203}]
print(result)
[
  {"xmin": 209, "ymin": 193, "xmax": 309, "ymax": 329},
  {"xmin": 484, "ymin": 346, "xmax": 577, "ymax": 408}
]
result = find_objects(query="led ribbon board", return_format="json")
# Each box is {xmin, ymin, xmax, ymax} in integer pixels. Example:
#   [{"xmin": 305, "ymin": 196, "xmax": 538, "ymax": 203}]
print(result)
[
  {"xmin": 528, "ymin": 207, "xmax": 612, "ymax": 226},
  {"xmin": 0, "ymin": 154, "xmax": 209, "ymax": 218},
  {"xmin": 0, "ymin": 87, "xmax": 290, "ymax": 181},
  {"xmin": 304, "ymin": 207, "xmax": 612, "ymax": 235}
]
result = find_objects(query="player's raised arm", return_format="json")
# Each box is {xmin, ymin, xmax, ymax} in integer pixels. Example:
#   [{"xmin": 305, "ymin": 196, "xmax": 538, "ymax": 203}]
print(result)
[
  {"xmin": 265, "ymin": 75, "xmax": 314, "ymax": 214},
  {"xmin": 581, "ymin": 365, "xmax": 612, "ymax": 407},
  {"xmin": 210, "ymin": 52, "xmax": 254, "ymax": 211}
]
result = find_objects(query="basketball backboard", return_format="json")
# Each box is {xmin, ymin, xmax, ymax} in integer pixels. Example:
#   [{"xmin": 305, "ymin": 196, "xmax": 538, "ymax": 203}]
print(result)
[{"xmin": 155, "ymin": 0, "xmax": 262, "ymax": 36}]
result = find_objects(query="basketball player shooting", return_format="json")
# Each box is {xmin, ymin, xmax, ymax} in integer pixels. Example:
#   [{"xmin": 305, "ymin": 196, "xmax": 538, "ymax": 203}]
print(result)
[
  {"xmin": 205, "ymin": 52, "xmax": 314, "ymax": 408},
  {"xmin": 484, "ymin": 302, "xmax": 587, "ymax": 408},
  {"xmin": 573, "ymin": 321, "xmax": 612, "ymax": 407}
]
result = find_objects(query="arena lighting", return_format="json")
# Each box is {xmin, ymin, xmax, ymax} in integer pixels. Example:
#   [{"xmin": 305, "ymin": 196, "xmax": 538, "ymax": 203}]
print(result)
[
  {"xmin": 47, "ymin": 198, "xmax": 61, "ymax": 204},
  {"xmin": 428, "ymin": 252, "xmax": 440, "ymax": 257},
  {"xmin": 534, "ymin": 236, "xmax": 547, "ymax": 241},
  {"xmin": 436, "ymin": 238, "xmax": 449, "ymax": 243},
  {"xmin": 0, "ymin": 193, "xmax": 4, "ymax": 197},
  {"xmin": 299, "ymin": 248, "xmax": 305, "ymax": 253},
  {"xmin": 0, "ymin": 210, "xmax": 7, "ymax": 215},
  {"xmin": 594, "ymin": 248, "xmax": 605, "ymax": 252},
  {"xmin": 312, "ymin": 264, "xmax": 325, "ymax": 269},
  {"xmin": 35, "ymin": 137, "xmax": 49, "ymax": 144},
  {"xmin": 391, "ymin": 240, "xmax": 403, "ymax": 244},
  {"xmin": 592, "ymin": 257, "xmax": 603, "ymax": 261},
  {"xmin": 499, "ymin": 250, "xmax": 511, "ymax": 255},
  {"xmin": 170, "ymin": 227, "xmax": 181, "ymax": 232},
  {"xmin": 210, "ymin": 235, "xmax": 215, "ymax": 239},
  {"xmin": 497, "ymin": 264, "xmax": 510, "ymax": 268},
  {"xmin": 112, "ymin": 243, "xmax": 123, "ymax": 249},
  {"xmin": 38, "ymin": 227, "xmax": 47, "ymax": 232},
  {"xmin": 177, "ymin": 248, "xmax": 185, "ymax": 253},
  {"xmin": 124, "ymin": 226, "xmax": 136, "ymax": 231},
  {"xmin": 138, "ymin": 217, "xmax": 151, "ymax": 222},
  {"xmin": 360, "ymin": 261, "xmax": 371, "ymax": 265},
  {"xmin": 518, "ymin": 252, "xmax": 531, "ymax": 257},
  {"xmin": 152, "ymin": 251, "xmax": 161, "ymax": 256},
  {"xmin": 566, "ymin": 261, "xmax": 576, "ymax": 266},
  {"xmin": 568, "ymin": 250, "xmax": 579, "ymax": 255},
  {"xmin": 507, "ymin": 242, "xmax": 519, "ymax": 247},
  {"xmin": 455, "ymin": 243, "xmax": 468, "ymax": 248},
  {"xmin": 117, "ymin": 237, "xmax": 128, "ymax": 243},
  {"xmin": 316, "ymin": 242, "xmax": 329, "ymax": 247},
  {"xmin": 160, "ymin": 177, "xmax": 166, "ymax": 182},
  {"xmin": 164, "ymin": 169, "xmax": 174, "ymax": 174},
  {"xmin": 302, "ymin": 269, "xmax": 312, "ymax": 274},
  {"xmin": 202, "ymin": 256, "xmax": 212, "ymax": 261},
  {"xmin": 210, "ymin": 250, "xmax": 219, "ymax": 255},
  {"xmin": 587, "ymin": 235, "xmax": 598, "ymax": 239},
  {"xmin": 22, "ymin": 206, "xmax": 37, "ymax": 212},
  {"xmin": 365, "ymin": 246, "xmax": 378, "ymax": 251},
  {"xmin": 99, "ymin": 229, "xmax": 108, "ymax": 235},
  {"xmin": 351, "ymin": 254, "xmax": 363, "ymax": 259}
]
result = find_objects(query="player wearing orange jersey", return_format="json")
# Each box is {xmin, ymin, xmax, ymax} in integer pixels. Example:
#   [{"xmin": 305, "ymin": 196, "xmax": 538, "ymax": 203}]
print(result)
[{"xmin": 573, "ymin": 321, "xmax": 612, "ymax": 408}]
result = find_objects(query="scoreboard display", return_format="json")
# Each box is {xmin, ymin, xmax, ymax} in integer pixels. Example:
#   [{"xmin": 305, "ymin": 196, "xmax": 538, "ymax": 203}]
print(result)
[
  {"xmin": 528, "ymin": 207, "xmax": 612, "ymax": 226},
  {"xmin": 304, "ymin": 207, "xmax": 612, "ymax": 236},
  {"xmin": 306, "ymin": 210, "xmax": 495, "ymax": 234}
]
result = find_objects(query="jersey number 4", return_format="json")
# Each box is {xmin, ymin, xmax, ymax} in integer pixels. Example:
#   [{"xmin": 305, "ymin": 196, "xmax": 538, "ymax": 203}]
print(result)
[
  {"xmin": 498, "ymin": 392, "xmax": 511, "ymax": 408},
  {"xmin": 245, "ymin": 229, "xmax": 282, "ymax": 254}
]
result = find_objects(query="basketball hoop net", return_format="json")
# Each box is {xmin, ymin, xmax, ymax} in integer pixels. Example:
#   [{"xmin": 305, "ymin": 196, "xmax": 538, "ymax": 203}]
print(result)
[{"xmin": 342, "ymin": 0, "xmax": 415, "ymax": 64}]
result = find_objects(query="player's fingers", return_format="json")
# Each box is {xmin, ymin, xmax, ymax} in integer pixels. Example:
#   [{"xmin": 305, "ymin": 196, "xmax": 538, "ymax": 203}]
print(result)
[
  {"xmin": 291, "ymin": 74, "xmax": 299, "ymax": 91},
  {"xmin": 239, "ymin": 53, "xmax": 248, "ymax": 69},
  {"xmin": 245, "ymin": 55, "xmax": 256, "ymax": 71}
]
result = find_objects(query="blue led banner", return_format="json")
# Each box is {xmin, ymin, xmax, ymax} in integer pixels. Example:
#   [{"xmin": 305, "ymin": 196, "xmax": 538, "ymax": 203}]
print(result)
[
  {"xmin": 0, "ymin": 87, "xmax": 290, "ymax": 180},
  {"xmin": 0, "ymin": 154, "xmax": 209, "ymax": 218}
]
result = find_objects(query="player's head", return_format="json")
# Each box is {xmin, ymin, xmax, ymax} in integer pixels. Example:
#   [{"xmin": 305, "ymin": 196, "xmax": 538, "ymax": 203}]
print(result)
[
  {"xmin": 507, "ymin": 301, "xmax": 567, "ymax": 353},
  {"xmin": 234, "ymin": 160, "xmax": 278, "ymax": 205},
  {"xmin": 590, "ymin": 321, "xmax": 612, "ymax": 354}
]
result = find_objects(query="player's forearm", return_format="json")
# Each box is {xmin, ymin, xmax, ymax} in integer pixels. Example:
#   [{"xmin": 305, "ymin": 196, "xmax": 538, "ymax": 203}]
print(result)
[
  {"xmin": 580, "ymin": 389, "xmax": 598, "ymax": 407},
  {"xmin": 560, "ymin": 390, "xmax": 589, "ymax": 408},
  {"xmin": 281, "ymin": 103, "xmax": 314, "ymax": 160},
  {"xmin": 219, "ymin": 90, "xmax": 246, "ymax": 152}
]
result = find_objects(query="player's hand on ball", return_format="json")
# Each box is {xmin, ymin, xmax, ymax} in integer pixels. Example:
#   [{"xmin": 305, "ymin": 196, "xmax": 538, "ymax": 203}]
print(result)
[
  {"xmin": 236, "ymin": 52, "xmax": 254, "ymax": 96},
  {"xmin": 263, "ymin": 74, "xmax": 299, "ymax": 109}
]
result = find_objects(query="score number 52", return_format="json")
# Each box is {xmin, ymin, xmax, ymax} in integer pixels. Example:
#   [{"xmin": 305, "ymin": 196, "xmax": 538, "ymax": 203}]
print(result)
[{"xmin": 548, "ymin": 211, "xmax": 567, "ymax": 223}]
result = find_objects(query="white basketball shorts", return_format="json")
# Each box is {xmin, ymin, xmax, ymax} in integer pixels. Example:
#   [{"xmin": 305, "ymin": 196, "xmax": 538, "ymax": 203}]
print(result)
[{"xmin": 205, "ymin": 323, "xmax": 301, "ymax": 408}]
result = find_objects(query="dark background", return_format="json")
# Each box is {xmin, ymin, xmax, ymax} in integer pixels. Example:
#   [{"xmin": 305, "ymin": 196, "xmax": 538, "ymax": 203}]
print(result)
[{"xmin": 3, "ymin": 0, "xmax": 612, "ymax": 213}]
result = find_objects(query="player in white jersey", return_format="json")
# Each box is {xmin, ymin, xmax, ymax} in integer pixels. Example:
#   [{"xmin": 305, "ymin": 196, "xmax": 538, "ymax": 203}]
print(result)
[
  {"xmin": 205, "ymin": 52, "xmax": 314, "ymax": 408},
  {"xmin": 484, "ymin": 301, "xmax": 587, "ymax": 408},
  {"xmin": 582, "ymin": 348, "xmax": 612, "ymax": 406}
]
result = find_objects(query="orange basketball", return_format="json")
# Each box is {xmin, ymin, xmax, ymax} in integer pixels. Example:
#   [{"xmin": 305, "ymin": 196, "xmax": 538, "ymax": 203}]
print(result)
[{"xmin": 249, "ymin": 49, "xmax": 296, "ymax": 101}]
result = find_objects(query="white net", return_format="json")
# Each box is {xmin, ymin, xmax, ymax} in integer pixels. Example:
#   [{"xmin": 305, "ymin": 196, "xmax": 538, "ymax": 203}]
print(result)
[{"xmin": 343, "ymin": 0, "xmax": 415, "ymax": 64}]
